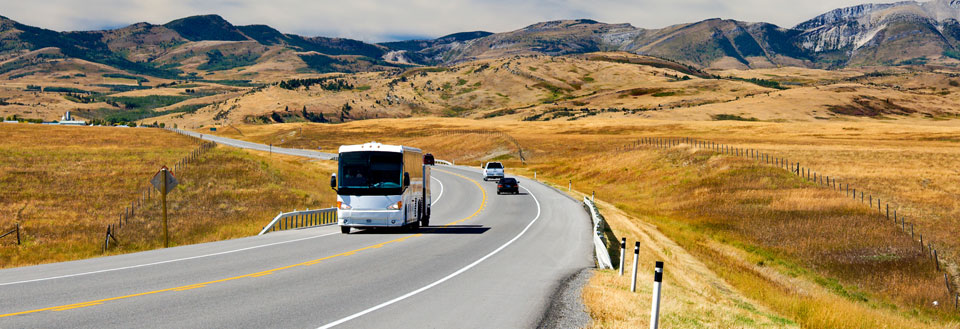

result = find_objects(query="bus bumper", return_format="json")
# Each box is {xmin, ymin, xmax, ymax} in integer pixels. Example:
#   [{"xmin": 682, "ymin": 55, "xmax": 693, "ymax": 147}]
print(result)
[{"xmin": 338, "ymin": 209, "xmax": 405, "ymax": 227}]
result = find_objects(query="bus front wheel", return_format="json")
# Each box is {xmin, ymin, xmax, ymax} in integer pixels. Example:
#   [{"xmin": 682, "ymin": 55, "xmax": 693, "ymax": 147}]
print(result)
[{"xmin": 340, "ymin": 226, "xmax": 350, "ymax": 234}]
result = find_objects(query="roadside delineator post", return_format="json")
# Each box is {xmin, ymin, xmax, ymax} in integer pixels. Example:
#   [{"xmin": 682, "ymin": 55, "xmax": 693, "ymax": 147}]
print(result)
[
  {"xmin": 650, "ymin": 261, "xmax": 664, "ymax": 329},
  {"xmin": 619, "ymin": 238, "xmax": 626, "ymax": 276},
  {"xmin": 631, "ymin": 241, "xmax": 639, "ymax": 292}
]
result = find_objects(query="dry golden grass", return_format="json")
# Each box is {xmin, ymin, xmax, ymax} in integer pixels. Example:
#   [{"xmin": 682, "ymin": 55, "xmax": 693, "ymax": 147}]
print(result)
[
  {"xmin": 218, "ymin": 118, "xmax": 960, "ymax": 327},
  {"xmin": 207, "ymin": 119, "xmax": 524, "ymax": 164},
  {"xmin": 5, "ymin": 113, "xmax": 955, "ymax": 326},
  {"xmin": 143, "ymin": 53, "xmax": 960, "ymax": 129},
  {"xmin": 542, "ymin": 147, "xmax": 951, "ymax": 321},
  {"xmin": 583, "ymin": 201, "xmax": 797, "ymax": 328},
  {"xmin": 0, "ymin": 124, "xmax": 336, "ymax": 268}
]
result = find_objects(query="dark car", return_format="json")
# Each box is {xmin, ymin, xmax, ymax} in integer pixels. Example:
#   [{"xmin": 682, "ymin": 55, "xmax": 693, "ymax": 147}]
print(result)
[
  {"xmin": 497, "ymin": 177, "xmax": 520, "ymax": 194},
  {"xmin": 424, "ymin": 153, "xmax": 435, "ymax": 166}
]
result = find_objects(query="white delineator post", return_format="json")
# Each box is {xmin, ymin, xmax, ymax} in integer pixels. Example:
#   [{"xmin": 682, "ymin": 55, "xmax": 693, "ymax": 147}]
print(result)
[
  {"xmin": 619, "ymin": 238, "xmax": 626, "ymax": 276},
  {"xmin": 650, "ymin": 261, "xmax": 664, "ymax": 329},
  {"xmin": 630, "ymin": 241, "xmax": 639, "ymax": 292}
]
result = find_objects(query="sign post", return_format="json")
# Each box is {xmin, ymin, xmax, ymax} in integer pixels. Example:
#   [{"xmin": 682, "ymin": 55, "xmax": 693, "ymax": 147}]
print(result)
[{"xmin": 151, "ymin": 166, "xmax": 178, "ymax": 248}]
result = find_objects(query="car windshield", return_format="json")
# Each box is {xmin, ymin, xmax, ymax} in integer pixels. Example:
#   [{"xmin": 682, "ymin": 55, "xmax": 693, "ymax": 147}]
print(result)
[
  {"xmin": 338, "ymin": 151, "xmax": 403, "ymax": 195},
  {"xmin": 501, "ymin": 178, "xmax": 516, "ymax": 184},
  {"xmin": 487, "ymin": 163, "xmax": 503, "ymax": 169}
]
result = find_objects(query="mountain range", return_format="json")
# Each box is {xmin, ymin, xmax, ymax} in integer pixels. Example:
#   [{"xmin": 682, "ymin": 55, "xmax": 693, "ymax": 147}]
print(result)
[{"xmin": 4, "ymin": 0, "xmax": 960, "ymax": 80}]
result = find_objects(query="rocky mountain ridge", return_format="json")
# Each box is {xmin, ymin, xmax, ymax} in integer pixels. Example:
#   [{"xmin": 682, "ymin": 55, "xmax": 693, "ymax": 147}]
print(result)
[{"xmin": 2, "ymin": 0, "xmax": 960, "ymax": 81}]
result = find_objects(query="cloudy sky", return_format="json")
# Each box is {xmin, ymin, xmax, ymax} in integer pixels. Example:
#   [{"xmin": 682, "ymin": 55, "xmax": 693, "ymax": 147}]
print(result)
[{"xmin": 2, "ymin": 0, "xmax": 881, "ymax": 42}]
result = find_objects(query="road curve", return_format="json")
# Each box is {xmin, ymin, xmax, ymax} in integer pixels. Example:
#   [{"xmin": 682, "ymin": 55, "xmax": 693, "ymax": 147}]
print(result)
[
  {"xmin": 170, "ymin": 128, "xmax": 337, "ymax": 160},
  {"xmin": 0, "ymin": 162, "xmax": 593, "ymax": 328}
]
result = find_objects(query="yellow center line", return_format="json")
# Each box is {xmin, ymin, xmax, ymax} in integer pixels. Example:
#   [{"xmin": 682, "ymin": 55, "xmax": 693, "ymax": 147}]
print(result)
[{"xmin": 0, "ymin": 168, "xmax": 486, "ymax": 318}]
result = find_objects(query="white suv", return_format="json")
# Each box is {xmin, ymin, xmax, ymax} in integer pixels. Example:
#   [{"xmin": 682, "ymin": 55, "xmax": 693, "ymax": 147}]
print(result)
[{"xmin": 483, "ymin": 162, "xmax": 505, "ymax": 181}]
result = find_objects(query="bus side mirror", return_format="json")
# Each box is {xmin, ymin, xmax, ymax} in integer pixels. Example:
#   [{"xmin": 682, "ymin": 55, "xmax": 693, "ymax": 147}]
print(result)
[
  {"xmin": 330, "ymin": 174, "xmax": 337, "ymax": 190},
  {"xmin": 403, "ymin": 172, "xmax": 410, "ymax": 188}
]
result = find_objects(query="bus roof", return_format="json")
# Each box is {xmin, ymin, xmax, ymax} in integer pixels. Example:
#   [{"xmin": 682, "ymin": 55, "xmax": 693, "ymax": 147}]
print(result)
[{"xmin": 339, "ymin": 142, "xmax": 421, "ymax": 154}]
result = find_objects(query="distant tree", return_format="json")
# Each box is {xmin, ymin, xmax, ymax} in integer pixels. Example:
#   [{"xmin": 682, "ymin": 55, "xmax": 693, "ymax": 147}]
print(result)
[{"xmin": 340, "ymin": 103, "xmax": 352, "ymax": 122}]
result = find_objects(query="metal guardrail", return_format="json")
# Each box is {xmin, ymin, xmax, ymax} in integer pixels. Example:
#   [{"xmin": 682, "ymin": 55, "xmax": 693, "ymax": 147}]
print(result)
[
  {"xmin": 259, "ymin": 208, "xmax": 338, "ymax": 235},
  {"xmin": 583, "ymin": 197, "xmax": 614, "ymax": 269},
  {"xmin": 435, "ymin": 159, "xmax": 453, "ymax": 166}
]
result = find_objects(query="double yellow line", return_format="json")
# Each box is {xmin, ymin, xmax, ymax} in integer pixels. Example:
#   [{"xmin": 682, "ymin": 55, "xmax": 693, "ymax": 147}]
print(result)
[{"xmin": 1, "ymin": 168, "xmax": 485, "ymax": 318}]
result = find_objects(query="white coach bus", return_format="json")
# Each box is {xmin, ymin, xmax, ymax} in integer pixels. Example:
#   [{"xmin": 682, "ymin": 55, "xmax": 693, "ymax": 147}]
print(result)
[{"xmin": 330, "ymin": 142, "xmax": 431, "ymax": 234}]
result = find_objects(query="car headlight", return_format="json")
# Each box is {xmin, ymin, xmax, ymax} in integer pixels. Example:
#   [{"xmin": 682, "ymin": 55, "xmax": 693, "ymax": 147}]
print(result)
[
  {"xmin": 338, "ymin": 201, "xmax": 352, "ymax": 210},
  {"xmin": 387, "ymin": 201, "xmax": 402, "ymax": 210}
]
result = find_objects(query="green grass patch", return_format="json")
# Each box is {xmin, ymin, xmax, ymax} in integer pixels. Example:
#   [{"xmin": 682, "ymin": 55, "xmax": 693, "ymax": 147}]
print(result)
[
  {"xmin": 728, "ymin": 77, "xmax": 786, "ymax": 90},
  {"xmin": 712, "ymin": 114, "xmax": 759, "ymax": 121},
  {"xmin": 101, "ymin": 95, "xmax": 190, "ymax": 110},
  {"xmin": 442, "ymin": 106, "xmax": 471, "ymax": 117},
  {"xmin": 197, "ymin": 50, "xmax": 259, "ymax": 71},
  {"xmin": 102, "ymin": 73, "xmax": 149, "ymax": 83},
  {"xmin": 44, "ymin": 86, "xmax": 94, "ymax": 94}
]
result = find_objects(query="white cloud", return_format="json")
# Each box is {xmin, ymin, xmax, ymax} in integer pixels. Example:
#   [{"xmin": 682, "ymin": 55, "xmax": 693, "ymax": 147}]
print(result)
[{"xmin": 1, "ymin": 0, "xmax": 881, "ymax": 42}]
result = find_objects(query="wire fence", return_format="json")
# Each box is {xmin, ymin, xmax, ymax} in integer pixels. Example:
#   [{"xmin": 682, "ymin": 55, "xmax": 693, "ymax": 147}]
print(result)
[
  {"xmin": 620, "ymin": 136, "xmax": 958, "ymax": 308},
  {"xmin": 101, "ymin": 137, "xmax": 216, "ymax": 253},
  {"xmin": 0, "ymin": 223, "xmax": 20, "ymax": 245}
]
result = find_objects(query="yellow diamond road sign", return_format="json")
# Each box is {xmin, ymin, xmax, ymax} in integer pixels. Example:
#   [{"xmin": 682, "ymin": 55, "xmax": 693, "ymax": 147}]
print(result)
[{"xmin": 151, "ymin": 166, "xmax": 179, "ymax": 194}]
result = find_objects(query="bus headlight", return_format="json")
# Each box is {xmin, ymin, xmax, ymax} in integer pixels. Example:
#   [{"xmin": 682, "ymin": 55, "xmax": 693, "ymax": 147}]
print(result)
[
  {"xmin": 387, "ymin": 201, "xmax": 402, "ymax": 210},
  {"xmin": 338, "ymin": 201, "xmax": 352, "ymax": 210}
]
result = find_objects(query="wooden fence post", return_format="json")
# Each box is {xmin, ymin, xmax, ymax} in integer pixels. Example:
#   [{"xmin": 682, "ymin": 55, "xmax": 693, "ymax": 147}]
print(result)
[
  {"xmin": 935, "ymin": 249, "xmax": 941, "ymax": 271},
  {"xmin": 946, "ymin": 273, "xmax": 951, "ymax": 293}
]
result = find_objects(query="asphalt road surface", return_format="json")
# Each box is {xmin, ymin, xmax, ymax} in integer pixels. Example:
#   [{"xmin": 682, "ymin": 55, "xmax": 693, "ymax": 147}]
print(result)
[
  {"xmin": 171, "ymin": 128, "xmax": 337, "ymax": 160},
  {"xmin": 0, "ymin": 163, "xmax": 593, "ymax": 328}
]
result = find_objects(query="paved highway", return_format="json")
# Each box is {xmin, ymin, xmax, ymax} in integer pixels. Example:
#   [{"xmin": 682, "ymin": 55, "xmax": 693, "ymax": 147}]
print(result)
[
  {"xmin": 171, "ymin": 128, "xmax": 337, "ymax": 160},
  {"xmin": 1, "ymin": 152, "xmax": 593, "ymax": 328}
]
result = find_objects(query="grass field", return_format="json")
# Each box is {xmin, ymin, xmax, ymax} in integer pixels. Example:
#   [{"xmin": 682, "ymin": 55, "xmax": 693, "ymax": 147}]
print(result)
[
  {"xmin": 0, "ymin": 124, "xmax": 336, "ymax": 268},
  {"xmin": 3, "ymin": 115, "xmax": 958, "ymax": 327},
  {"xmin": 209, "ymin": 118, "xmax": 960, "ymax": 327}
]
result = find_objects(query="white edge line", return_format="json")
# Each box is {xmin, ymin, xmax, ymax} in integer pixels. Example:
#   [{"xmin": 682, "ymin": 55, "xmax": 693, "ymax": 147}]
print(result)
[
  {"xmin": 431, "ymin": 176, "xmax": 444, "ymax": 206},
  {"xmin": 0, "ymin": 232, "xmax": 339, "ymax": 287},
  {"xmin": 317, "ymin": 184, "xmax": 542, "ymax": 329}
]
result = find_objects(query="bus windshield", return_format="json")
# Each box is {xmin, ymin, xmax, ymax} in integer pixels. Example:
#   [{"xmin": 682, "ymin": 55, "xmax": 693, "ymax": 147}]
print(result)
[{"xmin": 338, "ymin": 151, "xmax": 403, "ymax": 195}]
